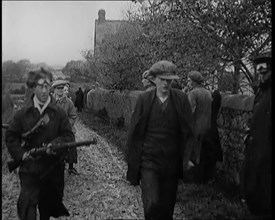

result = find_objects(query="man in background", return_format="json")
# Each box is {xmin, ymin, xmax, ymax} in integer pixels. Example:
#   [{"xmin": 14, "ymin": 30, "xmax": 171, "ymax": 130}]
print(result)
[
  {"xmin": 186, "ymin": 71, "xmax": 212, "ymax": 183},
  {"xmin": 74, "ymin": 87, "xmax": 84, "ymax": 112},
  {"xmin": 240, "ymin": 55, "xmax": 271, "ymax": 218},
  {"xmin": 52, "ymin": 80, "xmax": 78, "ymax": 175},
  {"xmin": 141, "ymin": 70, "xmax": 155, "ymax": 91}
]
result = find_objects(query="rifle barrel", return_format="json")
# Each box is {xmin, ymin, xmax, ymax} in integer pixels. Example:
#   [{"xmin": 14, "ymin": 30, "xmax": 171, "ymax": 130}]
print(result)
[{"xmin": 7, "ymin": 139, "xmax": 97, "ymax": 173}]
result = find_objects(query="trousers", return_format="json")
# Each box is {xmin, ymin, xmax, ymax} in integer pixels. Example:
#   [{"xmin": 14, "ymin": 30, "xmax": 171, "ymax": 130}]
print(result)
[
  {"xmin": 140, "ymin": 168, "xmax": 178, "ymax": 220},
  {"xmin": 17, "ymin": 163, "xmax": 69, "ymax": 220}
]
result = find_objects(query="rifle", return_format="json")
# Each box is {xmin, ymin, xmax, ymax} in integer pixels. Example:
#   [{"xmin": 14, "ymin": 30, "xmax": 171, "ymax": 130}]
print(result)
[{"xmin": 7, "ymin": 139, "xmax": 97, "ymax": 173}]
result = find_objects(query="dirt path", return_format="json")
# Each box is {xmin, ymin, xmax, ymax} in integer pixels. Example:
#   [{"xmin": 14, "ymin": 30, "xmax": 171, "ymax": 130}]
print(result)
[
  {"xmin": 60, "ymin": 118, "xmax": 144, "ymax": 219},
  {"xmin": 2, "ymin": 116, "xmax": 252, "ymax": 220}
]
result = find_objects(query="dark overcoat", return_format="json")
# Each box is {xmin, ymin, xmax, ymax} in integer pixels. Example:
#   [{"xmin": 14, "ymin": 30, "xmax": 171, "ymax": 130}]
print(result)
[
  {"xmin": 74, "ymin": 89, "xmax": 84, "ymax": 109},
  {"xmin": 54, "ymin": 95, "xmax": 78, "ymax": 163},
  {"xmin": 126, "ymin": 88, "xmax": 195, "ymax": 185},
  {"xmin": 241, "ymin": 78, "xmax": 271, "ymax": 216},
  {"xmin": 201, "ymin": 90, "xmax": 223, "ymax": 163},
  {"xmin": 5, "ymin": 94, "xmax": 75, "ymax": 219}
]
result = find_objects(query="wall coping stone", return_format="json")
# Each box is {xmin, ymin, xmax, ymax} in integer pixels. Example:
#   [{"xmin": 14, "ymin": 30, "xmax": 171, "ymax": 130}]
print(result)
[{"xmin": 220, "ymin": 93, "xmax": 255, "ymax": 111}]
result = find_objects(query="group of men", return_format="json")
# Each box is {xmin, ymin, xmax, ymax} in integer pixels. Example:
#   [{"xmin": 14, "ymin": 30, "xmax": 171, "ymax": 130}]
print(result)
[
  {"xmin": 128, "ymin": 60, "xmax": 222, "ymax": 219},
  {"xmin": 130, "ymin": 58, "xmax": 271, "ymax": 219},
  {"xmin": 5, "ymin": 56, "xmax": 271, "ymax": 220}
]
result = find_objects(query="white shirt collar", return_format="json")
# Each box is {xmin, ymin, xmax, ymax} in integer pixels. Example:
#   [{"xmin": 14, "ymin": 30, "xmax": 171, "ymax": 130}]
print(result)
[
  {"xmin": 158, "ymin": 96, "xmax": 168, "ymax": 103},
  {"xmin": 33, "ymin": 95, "xmax": 51, "ymax": 114}
]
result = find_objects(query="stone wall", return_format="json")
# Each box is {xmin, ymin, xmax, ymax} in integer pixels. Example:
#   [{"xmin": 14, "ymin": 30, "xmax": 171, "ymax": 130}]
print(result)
[
  {"xmin": 86, "ymin": 88, "xmax": 141, "ymax": 126},
  {"xmin": 216, "ymin": 93, "xmax": 254, "ymax": 188}
]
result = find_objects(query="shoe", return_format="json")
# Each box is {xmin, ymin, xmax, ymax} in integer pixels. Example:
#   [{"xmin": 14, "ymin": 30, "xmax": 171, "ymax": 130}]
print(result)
[{"xmin": 68, "ymin": 168, "xmax": 79, "ymax": 175}]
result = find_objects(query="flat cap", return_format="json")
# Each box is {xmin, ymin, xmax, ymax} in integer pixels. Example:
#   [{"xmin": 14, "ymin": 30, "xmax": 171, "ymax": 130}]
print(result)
[
  {"xmin": 188, "ymin": 71, "xmax": 204, "ymax": 84},
  {"xmin": 52, "ymin": 79, "xmax": 70, "ymax": 88},
  {"xmin": 148, "ymin": 60, "xmax": 179, "ymax": 80}
]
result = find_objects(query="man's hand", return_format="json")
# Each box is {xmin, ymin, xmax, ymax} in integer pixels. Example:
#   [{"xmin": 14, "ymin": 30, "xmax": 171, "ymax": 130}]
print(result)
[
  {"xmin": 22, "ymin": 149, "xmax": 35, "ymax": 161},
  {"xmin": 187, "ymin": 160, "xmax": 195, "ymax": 170},
  {"xmin": 183, "ymin": 160, "xmax": 195, "ymax": 172},
  {"xmin": 45, "ymin": 143, "xmax": 56, "ymax": 155}
]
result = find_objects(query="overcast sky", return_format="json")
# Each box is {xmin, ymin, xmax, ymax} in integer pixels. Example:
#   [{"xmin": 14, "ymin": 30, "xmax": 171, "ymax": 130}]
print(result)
[{"xmin": 2, "ymin": 1, "xmax": 133, "ymax": 67}]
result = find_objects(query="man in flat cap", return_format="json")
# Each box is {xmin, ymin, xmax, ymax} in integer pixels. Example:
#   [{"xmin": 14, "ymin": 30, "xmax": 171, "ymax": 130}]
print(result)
[
  {"xmin": 52, "ymin": 79, "xmax": 78, "ymax": 174},
  {"xmin": 126, "ymin": 60, "xmax": 195, "ymax": 219},
  {"xmin": 5, "ymin": 67, "xmax": 74, "ymax": 220},
  {"xmin": 185, "ymin": 70, "xmax": 213, "ymax": 184},
  {"xmin": 240, "ymin": 55, "xmax": 271, "ymax": 218}
]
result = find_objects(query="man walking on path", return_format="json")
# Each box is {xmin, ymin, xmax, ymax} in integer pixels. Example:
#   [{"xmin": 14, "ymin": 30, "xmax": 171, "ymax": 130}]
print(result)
[
  {"xmin": 5, "ymin": 67, "xmax": 74, "ymax": 220},
  {"xmin": 126, "ymin": 60, "xmax": 195, "ymax": 220},
  {"xmin": 185, "ymin": 71, "xmax": 213, "ymax": 184},
  {"xmin": 52, "ymin": 80, "xmax": 78, "ymax": 175}
]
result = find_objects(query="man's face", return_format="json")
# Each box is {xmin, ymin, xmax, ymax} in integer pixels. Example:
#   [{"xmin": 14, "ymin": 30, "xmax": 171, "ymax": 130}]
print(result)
[
  {"xmin": 154, "ymin": 76, "xmax": 172, "ymax": 94},
  {"xmin": 187, "ymin": 77, "xmax": 195, "ymax": 89},
  {"xmin": 256, "ymin": 62, "xmax": 271, "ymax": 83},
  {"xmin": 54, "ymin": 85, "xmax": 65, "ymax": 97},
  {"xmin": 64, "ymin": 86, "xmax": 69, "ymax": 97},
  {"xmin": 34, "ymin": 78, "xmax": 51, "ymax": 103}
]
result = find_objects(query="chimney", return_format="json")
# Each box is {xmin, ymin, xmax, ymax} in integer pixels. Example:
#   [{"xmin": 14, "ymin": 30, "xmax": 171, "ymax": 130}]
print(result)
[{"xmin": 98, "ymin": 9, "xmax": 106, "ymax": 22}]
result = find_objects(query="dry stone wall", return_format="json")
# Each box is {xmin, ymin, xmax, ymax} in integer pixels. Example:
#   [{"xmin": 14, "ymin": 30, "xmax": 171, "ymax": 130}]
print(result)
[
  {"xmin": 86, "ymin": 88, "xmax": 141, "ymax": 126},
  {"xmin": 216, "ymin": 93, "xmax": 254, "ymax": 188}
]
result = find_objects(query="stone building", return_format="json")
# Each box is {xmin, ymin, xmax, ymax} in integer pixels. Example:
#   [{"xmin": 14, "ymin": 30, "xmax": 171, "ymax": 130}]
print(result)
[
  {"xmin": 94, "ymin": 9, "xmax": 141, "ymax": 59},
  {"xmin": 94, "ymin": 9, "xmax": 125, "ymax": 58}
]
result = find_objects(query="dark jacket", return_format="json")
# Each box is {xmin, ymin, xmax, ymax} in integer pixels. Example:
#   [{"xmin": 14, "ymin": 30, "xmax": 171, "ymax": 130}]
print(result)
[
  {"xmin": 201, "ymin": 90, "xmax": 223, "ymax": 162},
  {"xmin": 75, "ymin": 88, "xmax": 84, "ymax": 108},
  {"xmin": 5, "ymin": 94, "xmax": 75, "ymax": 175},
  {"xmin": 241, "ymin": 77, "xmax": 271, "ymax": 216},
  {"xmin": 126, "ymin": 88, "xmax": 195, "ymax": 185}
]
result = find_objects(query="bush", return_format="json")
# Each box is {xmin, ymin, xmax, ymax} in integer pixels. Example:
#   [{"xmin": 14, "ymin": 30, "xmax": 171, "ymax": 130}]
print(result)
[{"xmin": 10, "ymin": 85, "xmax": 26, "ymax": 95}]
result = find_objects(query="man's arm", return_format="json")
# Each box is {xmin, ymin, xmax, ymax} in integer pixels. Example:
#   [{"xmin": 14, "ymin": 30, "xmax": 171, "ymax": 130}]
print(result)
[
  {"xmin": 188, "ymin": 90, "xmax": 197, "ymax": 114},
  {"xmin": 67, "ymin": 99, "xmax": 77, "ymax": 126},
  {"xmin": 126, "ymin": 94, "xmax": 144, "ymax": 185},
  {"xmin": 5, "ymin": 110, "xmax": 26, "ymax": 162},
  {"xmin": 179, "ymin": 93, "xmax": 198, "ymax": 170}
]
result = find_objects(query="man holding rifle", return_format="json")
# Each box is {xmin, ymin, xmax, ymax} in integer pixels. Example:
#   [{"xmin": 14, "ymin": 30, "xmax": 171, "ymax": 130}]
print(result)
[{"xmin": 5, "ymin": 67, "xmax": 75, "ymax": 220}]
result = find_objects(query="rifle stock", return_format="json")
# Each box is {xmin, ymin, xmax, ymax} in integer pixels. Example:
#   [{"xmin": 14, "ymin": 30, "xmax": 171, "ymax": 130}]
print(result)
[{"xmin": 7, "ymin": 139, "xmax": 97, "ymax": 173}]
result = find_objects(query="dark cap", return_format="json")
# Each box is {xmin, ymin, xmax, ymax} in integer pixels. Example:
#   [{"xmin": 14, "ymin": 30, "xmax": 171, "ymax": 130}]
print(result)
[
  {"xmin": 148, "ymin": 60, "xmax": 179, "ymax": 80},
  {"xmin": 253, "ymin": 56, "xmax": 272, "ymax": 65},
  {"xmin": 188, "ymin": 71, "xmax": 204, "ymax": 84},
  {"xmin": 26, "ymin": 67, "xmax": 53, "ymax": 88},
  {"xmin": 253, "ymin": 56, "xmax": 272, "ymax": 74}
]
